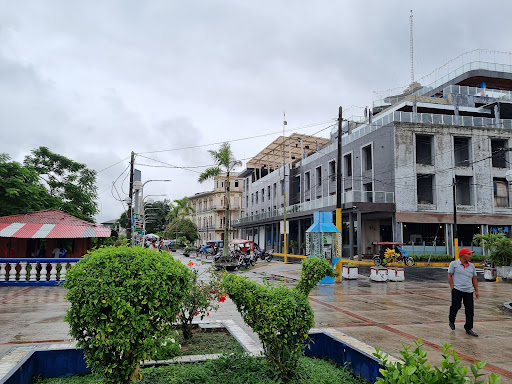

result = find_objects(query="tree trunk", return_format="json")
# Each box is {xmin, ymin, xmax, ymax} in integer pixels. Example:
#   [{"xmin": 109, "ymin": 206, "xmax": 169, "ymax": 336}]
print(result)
[{"xmin": 221, "ymin": 171, "xmax": 231, "ymax": 259}]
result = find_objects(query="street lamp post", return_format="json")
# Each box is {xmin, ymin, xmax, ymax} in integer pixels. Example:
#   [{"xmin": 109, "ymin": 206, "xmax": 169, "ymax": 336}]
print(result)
[{"xmin": 131, "ymin": 180, "xmax": 171, "ymax": 245}]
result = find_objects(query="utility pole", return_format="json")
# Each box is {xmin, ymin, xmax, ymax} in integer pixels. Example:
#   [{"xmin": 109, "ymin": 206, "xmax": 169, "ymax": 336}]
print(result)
[
  {"xmin": 282, "ymin": 112, "xmax": 288, "ymax": 262},
  {"xmin": 453, "ymin": 178, "xmax": 459, "ymax": 260},
  {"xmin": 127, "ymin": 151, "xmax": 135, "ymax": 245},
  {"xmin": 336, "ymin": 107, "xmax": 343, "ymax": 281}
]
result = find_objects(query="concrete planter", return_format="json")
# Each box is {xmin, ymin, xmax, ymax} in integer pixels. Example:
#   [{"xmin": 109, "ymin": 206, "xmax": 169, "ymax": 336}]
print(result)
[
  {"xmin": 497, "ymin": 266, "xmax": 512, "ymax": 281},
  {"xmin": 1, "ymin": 328, "xmax": 386, "ymax": 384},
  {"xmin": 387, "ymin": 267, "xmax": 405, "ymax": 282},
  {"xmin": 484, "ymin": 267, "xmax": 497, "ymax": 281},
  {"xmin": 370, "ymin": 267, "xmax": 387, "ymax": 282},
  {"xmin": 342, "ymin": 265, "xmax": 359, "ymax": 279}
]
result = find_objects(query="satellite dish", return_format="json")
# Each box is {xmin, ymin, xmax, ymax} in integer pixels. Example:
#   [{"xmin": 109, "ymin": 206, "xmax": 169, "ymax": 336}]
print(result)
[{"xmin": 506, "ymin": 170, "xmax": 512, "ymax": 182}]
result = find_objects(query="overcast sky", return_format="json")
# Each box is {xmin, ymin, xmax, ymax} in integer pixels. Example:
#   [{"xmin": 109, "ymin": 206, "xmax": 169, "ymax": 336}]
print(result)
[{"xmin": 2, "ymin": 0, "xmax": 512, "ymax": 223}]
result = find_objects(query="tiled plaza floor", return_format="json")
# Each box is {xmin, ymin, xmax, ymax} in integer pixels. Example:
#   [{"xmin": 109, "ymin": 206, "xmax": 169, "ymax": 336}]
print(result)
[{"xmin": 1, "ymin": 251, "xmax": 511, "ymax": 382}]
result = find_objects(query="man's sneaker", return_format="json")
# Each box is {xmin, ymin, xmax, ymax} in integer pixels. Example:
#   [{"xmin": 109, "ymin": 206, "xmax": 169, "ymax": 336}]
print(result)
[
  {"xmin": 449, "ymin": 321, "xmax": 455, "ymax": 330},
  {"xmin": 466, "ymin": 329, "xmax": 478, "ymax": 337}
]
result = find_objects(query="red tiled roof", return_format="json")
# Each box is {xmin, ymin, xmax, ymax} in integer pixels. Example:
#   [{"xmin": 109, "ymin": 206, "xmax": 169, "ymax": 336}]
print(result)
[{"xmin": 0, "ymin": 210, "xmax": 112, "ymax": 239}]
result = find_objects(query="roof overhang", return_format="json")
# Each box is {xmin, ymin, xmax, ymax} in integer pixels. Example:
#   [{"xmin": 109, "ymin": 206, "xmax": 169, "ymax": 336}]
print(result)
[{"xmin": 247, "ymin": 133, "xmax": 330, "ymax": 169}]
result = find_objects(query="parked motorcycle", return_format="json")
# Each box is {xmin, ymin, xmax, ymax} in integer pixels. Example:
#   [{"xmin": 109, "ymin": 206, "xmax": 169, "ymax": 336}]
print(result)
[{"xmin": 259, "ymin": 249, "xmax": 273, "ymax": 262}]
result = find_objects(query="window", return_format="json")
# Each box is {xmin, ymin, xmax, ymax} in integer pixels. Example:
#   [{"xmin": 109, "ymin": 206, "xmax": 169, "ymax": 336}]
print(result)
[
  {"xmin": 494, "ymin": 178, "xmax": 509, "ymax": 207},
  {"xmin": 344, "ymin": 154, "xmax": 352, "ymax": 177},
  {"xmin": 273, "ymin": 183, "xmax": 277, "ymax": 198},
  {"xmin": 454, "ymin": 137, "xmax": 470, "ymax": 167},
  {"xmin": 316, "ymin": 166, "xmax": 322, "ymax": 186},
  {"xmin": 296, "ymin": 175, "xmax": 301, "ymax": 193},
  {"xmin": 417, "ymin": 174, "xmax": 434, "ymax": 204},
  {"xmin": 267, "ymin": 186, "xmax": 270, "ymax": 200},
  {"xmin": 280, "ymin": 179, "xmax": 284, "ymax": 195},
  {"xmin": 305, "ymin": 171, "xmax": 311, "ymax": 190},
  {"xmin": 455, "ymin": 176, "xmax": 472, "ymax": 205},
  {"xmin": 329, "ymin": 161, "xmax": 336, "ymax": 181},
  {"xmin": 362, "ymin": 145, "xmax": 372, "ymax": 171},
  {"xmin": 363, "ymin": 182, "xmax": 373, "ymax": 202},
  {"xmin": 416, "ymin": 134, "xmax": 433, "ymax": 165},
  {"xmin": 246, "ymin": 195, "xmax": 248, "ymax": 209},
  {"xmin": 255, "ymin": 191, "xmax": 258, "ymax": 204},
  {"xmin": 261, "ymin": 188, "xmax": 264, "ymax": 202},
  {"xmin": 235, "ymin": 180, "xmax": 239, "ymax": 187},
  {"xmin": 251, "ymin": 193, "xmax": 254, "ymax": 205},
  {"xmin": 491, "ymin": 139, "xmax": 507, "ymax": 168}
]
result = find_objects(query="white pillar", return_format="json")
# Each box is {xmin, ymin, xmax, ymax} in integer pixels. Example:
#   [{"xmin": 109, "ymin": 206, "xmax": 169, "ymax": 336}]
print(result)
[
  {"xmin": 0, "ymin": 263, "xmax": 5, "ymax": 281},
  {"xmin": 19, "ymin": 262, "xmax": 28, "ymax": 282},
  {"xmin": 29, "ymin": 262, "xmax": 38, "ymax": 282},
  {"xmin": 49, "ymin": 263, "xmax": 57, "ymax": 281},
  {"xmin": 59, "ymin": 262, "xmax": 69, "ymax": 280}
]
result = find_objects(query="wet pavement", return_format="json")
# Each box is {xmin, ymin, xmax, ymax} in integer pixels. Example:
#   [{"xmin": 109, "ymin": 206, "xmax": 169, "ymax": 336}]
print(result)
[{"xmin": 1, "ymin": 252, "xmax": 511, "ymax": 382}]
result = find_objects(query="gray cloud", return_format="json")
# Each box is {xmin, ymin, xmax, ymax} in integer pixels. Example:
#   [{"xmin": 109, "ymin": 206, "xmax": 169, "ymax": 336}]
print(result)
[{"xmin": 1, "ymin": 0, "xmax": 512, "ymax": 222}]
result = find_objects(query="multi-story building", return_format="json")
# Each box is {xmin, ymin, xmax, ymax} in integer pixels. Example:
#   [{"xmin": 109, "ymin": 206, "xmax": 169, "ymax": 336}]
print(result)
[
  {"xmin": 186, "ymin": 174, "xmax": 244, "ymax": 244},
  {"xmin": 234, "ymin": 58, "xmax": 512, "ymax": 258}
]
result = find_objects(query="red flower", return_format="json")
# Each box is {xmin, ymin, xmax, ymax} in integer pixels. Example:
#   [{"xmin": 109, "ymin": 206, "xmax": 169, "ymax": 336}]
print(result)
[
  {"xmin": 219, "ymin": 294, "xmax": 227, "ymax": 303},
  {"xmin": 207, "ymin": 311, "xmax": 210, "ymax": 316},
  {"xmin": 187, "ymin": 261, "xmax": 194, "ymax": 267},
  {"xmin": 194, "ymin": 312, "xmax": 199, "ymax": 316},
  {"xmin": 210, "ymin": 289, "xmax": 216, "ymax": 294}
]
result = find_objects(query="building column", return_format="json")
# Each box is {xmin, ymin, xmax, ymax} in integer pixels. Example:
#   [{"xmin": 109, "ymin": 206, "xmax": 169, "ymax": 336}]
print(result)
[
  {"xmin": 298, "ymin": 220, "xmax": 303, "ymax": 255},
  {"xmin": 395, "ymin": 220, "xmax": 403, "ymax": 243},
  {"xmin": 357, "ymin": 211, "xmax": 362, "ymax": 261},
  {"xmin": 349, "ymin": 212, "xmax": 354, "ymax": 260}
]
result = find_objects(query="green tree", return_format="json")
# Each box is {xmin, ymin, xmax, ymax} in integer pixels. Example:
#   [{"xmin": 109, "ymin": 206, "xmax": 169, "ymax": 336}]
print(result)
[
  {"xmin": 166, "ymin": 197, "xmax": 195, "ymax": 222},
  {"xmin": 143, "ymin": 199, "xmax": 171, "ymax": 234},
  {"xmin": 198, "ymin": 142, "xmax": 241, "ymax": 262},
  {"xmin": 24, "ymin": 146, "xmax": 98, "ymax": 222},
  {"xmin": 0, "ymin": 154, "xmax": 54, "ymax": 216},
  {"xmin": 164, "ymin": 217, "xmax": 199, "ymax": 244}
]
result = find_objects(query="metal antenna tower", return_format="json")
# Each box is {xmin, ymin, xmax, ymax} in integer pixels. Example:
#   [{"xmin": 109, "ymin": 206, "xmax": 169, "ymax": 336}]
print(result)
[{"xmin": 409, "ymin": 10, "xmax": 414, "ymax": 85}]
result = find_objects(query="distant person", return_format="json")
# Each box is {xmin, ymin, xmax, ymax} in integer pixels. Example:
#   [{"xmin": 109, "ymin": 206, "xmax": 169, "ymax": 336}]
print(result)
[
  {"xmin": 52, "ymin": 247, "xmax": 61, "ymax": 258},
  {"xmin": 448, "ymin": 248, "xmax": 479, "ymax": 337}
]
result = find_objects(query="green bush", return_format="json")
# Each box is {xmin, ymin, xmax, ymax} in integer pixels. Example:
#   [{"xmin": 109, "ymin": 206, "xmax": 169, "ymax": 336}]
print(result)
[
  {"xmin": 374, "ymin": 339, "xmax": 500, "ymax": 384},
  {"xmin": 410, "ymin": 254, "xmax": 484, "ymax": 262},
  {"xmin": 490, "ymin": 238, "xmax": 512, "ymax": 266},
  {"xmin": 63, "ymin": 246, "xmax": 192, "ymax": 384},
  {"xmin": 222, "ymin": 257, "xmax": 336, "ymax": 383},
  {"xmin": 178, "ymin": 267, "xmax": 226, "ymax": 339}
]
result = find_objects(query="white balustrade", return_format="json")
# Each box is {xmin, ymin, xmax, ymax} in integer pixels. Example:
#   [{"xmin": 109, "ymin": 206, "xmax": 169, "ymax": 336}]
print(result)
[
  {"xmin": 0, "ymin": 263, "xmax": 5, "ymax": 281},
  {"xmin": 29, "ymin": 261, "xmax": 38, "ymax": 282},
  {"xmin": 59, "ymin": 262, "xmax": 69, "ymax": 280},
  {"xmin": 19, "ymin": 262, "xmax": 27, "ymax": 282},
  {"xmin": 49, "ymin": 263, "xmax": 57, "ymax": 281}
]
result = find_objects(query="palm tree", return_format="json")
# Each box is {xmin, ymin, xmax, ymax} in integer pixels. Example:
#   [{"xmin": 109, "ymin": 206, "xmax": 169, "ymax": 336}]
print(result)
[
  {"xmin": 173, "ymin": 197, "xmax": 195, "ymax": 217},
  {"xmin": 198, "ymin": 142, "xmax": 241, "ymax": 263},
  {"xmin": 473, "ymin": 232, "xmax": 506, "ymax": 256}
]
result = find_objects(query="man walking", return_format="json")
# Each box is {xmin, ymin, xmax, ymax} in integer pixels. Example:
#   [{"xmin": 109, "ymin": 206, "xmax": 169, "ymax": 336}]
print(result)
[{"xmin": 448, "ymin": 248, "xmax": 479, "ymax": 337}]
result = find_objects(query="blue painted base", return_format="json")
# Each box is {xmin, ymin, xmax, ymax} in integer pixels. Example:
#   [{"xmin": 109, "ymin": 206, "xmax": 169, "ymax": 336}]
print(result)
[
  {"xmin": 1, "ymin": 332, "xmax": 385, "ymax": 384},
  {"xmin": 0, "ymin": 281, "xmax": 62, "ymax": 286}
]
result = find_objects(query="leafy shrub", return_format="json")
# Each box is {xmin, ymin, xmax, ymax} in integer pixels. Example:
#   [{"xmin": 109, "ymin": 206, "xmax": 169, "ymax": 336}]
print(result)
[
  {"xmin": 374, "ymin": 339, "xmax": 500, "ymax": 384},
  {"xmin": 178, "ymin": 266, "xmax": 226, "ymax": 339},
  {"xmin": 490, "ymin": 238, "xmax": 512, "ymax": 266},
  {"xmin": 222, "ymin": 257, "xmax": 337, "ymax": 383},
  {"xmin": 63, "ymin": 246, "xmax": 192, "ymax": 384},
  {"xmin": 411, "ymin": 254, "xmax": 485, "ymax": 262}
]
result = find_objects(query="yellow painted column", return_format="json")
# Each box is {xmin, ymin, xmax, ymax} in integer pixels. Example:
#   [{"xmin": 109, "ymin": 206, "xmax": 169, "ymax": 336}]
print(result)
[
  {"xmin": 336, "ymin": 207, "xmax": 342, "ymax": 282},
  {"xmin": 454, "ymin": 238, "xmax": 459, "ymax": 260}
]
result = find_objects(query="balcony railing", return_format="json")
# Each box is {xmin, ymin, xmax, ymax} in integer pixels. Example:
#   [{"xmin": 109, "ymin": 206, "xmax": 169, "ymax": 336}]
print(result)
[
  {"xmin": 0, "ymin": 258, "xmax": 81, "ymax": 286},
  {"xmin": 233, "ymin": 191, "xmax": 394, "ymax": 225}
]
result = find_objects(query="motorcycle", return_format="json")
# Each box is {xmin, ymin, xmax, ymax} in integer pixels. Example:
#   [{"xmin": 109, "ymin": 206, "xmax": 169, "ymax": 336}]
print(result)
[
  {"xmin": 259, "ymin": 249, "xmax": 273, "ymax": 262},
  {"xmin": 372, "ymin": 242, "xmax": 414, "ymax": 266}
]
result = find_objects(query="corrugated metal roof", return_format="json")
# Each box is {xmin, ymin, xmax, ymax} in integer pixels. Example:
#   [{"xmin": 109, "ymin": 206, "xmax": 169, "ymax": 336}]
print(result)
[{"xmin": 0, "ymin": 210, "xmax": 112, "ymax": 239}]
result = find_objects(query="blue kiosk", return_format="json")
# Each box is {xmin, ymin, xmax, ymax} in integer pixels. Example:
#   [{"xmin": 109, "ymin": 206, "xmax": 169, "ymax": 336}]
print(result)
[{"xmin": 305, "ymin": 211, "xmax": 341, "ymax": 284}]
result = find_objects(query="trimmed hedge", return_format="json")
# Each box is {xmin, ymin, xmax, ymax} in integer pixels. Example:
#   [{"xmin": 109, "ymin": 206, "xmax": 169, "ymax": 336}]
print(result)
[{"xmin": 410, "ymin": 254, "xmax": 484, "ymax": 262}]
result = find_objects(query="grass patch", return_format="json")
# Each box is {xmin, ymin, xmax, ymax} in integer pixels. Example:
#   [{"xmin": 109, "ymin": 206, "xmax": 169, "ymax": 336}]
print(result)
[
  {"xmin": 178, "ymin": 327, "xmax": 245, "ymax": 356},
  {"xmin": 34, "ymin": 353, "xmax": 366, "ymax": 384}
]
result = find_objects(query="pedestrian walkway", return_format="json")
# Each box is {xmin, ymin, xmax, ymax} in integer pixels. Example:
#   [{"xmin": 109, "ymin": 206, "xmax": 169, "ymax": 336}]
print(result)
[{"xmin": 0, "ymin": 252, "xmax": 511, "ymax": 382}]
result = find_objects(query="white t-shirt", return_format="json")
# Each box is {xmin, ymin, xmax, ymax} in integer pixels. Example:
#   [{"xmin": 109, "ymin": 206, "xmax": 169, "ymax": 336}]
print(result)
[{"xmin": 52, "ymin": 247, "xmax": 60, "ymax": 258}]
